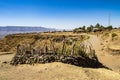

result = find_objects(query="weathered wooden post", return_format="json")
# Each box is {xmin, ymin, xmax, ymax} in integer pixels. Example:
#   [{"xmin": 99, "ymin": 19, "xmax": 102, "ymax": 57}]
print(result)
[
  {"xmin": 71, "ymin": 41, "xmax": 76, "ymax": 55},
  {"xmin": 16, "ymin": 44, "xmax": 21, "ymax": 55},
  {"xmin": 62, "ymin": 40, "xmax": 65, "ymax": 55},
  {"xmin": 50, "ymin": 39, "xmax": 56, "ymax": 54},
  {"xmin": 45, "ymin": 45, "xmax": 48, "ymax": 54},
  {"xmin": 61, "ymin": 35, "xmax": 66, "ymax": 55}
]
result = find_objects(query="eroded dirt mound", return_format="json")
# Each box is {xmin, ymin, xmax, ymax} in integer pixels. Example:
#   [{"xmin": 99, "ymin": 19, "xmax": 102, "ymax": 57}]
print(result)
[{"xmin": 0, "ymin": 62, "xmax": 120, "ymax": 80}]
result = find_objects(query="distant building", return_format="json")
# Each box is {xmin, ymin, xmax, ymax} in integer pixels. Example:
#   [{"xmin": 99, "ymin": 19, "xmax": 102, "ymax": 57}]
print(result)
[{"xmin": 75, "ymin": 29, "xmax": 85, "ymax": 33}]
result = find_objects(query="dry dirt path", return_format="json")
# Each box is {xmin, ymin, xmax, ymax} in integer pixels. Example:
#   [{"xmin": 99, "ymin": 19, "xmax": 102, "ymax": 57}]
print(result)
[
  {"xmin": 84, "ymin": 34, "xmax": 120, "ymax": 73},
  {"xmin": 81, "ymin": 34, "xmax": 102, "ymax": 55}
]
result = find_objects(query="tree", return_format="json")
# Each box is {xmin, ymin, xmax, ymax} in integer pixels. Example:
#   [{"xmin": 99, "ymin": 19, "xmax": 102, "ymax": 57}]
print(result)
[
  {"xmin": 99, "ymin": 25, "xmax": 104, "ymax": 31},
  {"xmin": 82, "ymin": 25, "xmax": 86, "ymax": 31},
  {"xmin": 87, "ymin": 27, "xmax": 92, "ymax": 32},
  {"xmin": 78, "ymin": 27, "xmax": 82, "ymax": 29},
  {"xmin": 86, "ymin": 25, "xmax": 94, "ymax": 32},
  {"xmin": 100, "ymin": 25, "xmax": 104, "ymax": 29},
  {"xmin": 90, "ymin": 25, "xmax": 94, "ymax": 29},
  {"xmin": 95, "ymin": 23, "xmax": 100, "ymax": 28},
  {"xmin": 107, "ymin": 25, "xmax": 113, "ymax": 30}
]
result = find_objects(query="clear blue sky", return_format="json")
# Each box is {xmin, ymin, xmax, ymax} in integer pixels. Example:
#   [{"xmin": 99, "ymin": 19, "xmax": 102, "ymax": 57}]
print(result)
[{"xmin": 0, "ymin": 0, "xmax": 120, "ymax": 29}]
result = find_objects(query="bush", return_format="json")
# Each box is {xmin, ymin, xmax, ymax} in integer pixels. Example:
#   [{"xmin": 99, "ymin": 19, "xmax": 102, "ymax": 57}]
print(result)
[{"xmin": 112, "ymin": 33, "xmax": 118, "ymax": 38}]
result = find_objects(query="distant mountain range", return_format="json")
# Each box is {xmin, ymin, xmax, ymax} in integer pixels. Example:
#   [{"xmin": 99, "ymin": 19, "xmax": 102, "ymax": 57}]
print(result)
[
  {"xmin": 0, "ymin": 26, "xmax": 56, "ymax": 32},
  {"xmin": 0, "ymin": 26, "xmax": 56, "ymax": 38}
]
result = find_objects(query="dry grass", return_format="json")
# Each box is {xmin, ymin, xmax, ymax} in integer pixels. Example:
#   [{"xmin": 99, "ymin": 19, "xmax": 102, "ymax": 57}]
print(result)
[{"xmin": 0, "ymin": 32, "xmax": 89, "ymax": 52}]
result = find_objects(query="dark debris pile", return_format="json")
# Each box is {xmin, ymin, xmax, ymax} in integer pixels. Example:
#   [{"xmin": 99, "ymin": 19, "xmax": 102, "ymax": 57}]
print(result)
[{"xmin": 10, "ymin": 45, "xmax": 107, "ymax": 68}]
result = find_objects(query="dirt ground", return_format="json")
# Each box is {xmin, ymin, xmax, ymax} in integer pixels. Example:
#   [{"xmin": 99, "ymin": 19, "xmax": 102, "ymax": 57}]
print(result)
[
  {"xmin": 82, "ymin": 34, "xmax": 120, "ymax": 74},
  {"xmin": 0, "ymin": 62, "xmax": 120, "ymax": 80},
  {"xmin": 0, "ymin": 33, "xmax": 120, "ymax": 80},
  {"xmin": 0, "ymin": 48, "xmax": 120, "ymax": 80}
]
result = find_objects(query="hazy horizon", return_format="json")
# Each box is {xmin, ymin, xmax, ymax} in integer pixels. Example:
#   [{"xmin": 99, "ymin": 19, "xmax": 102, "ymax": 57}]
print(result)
[{"xmin": 0, "ymin": 0, "xmax": 120, "ymax": 29}]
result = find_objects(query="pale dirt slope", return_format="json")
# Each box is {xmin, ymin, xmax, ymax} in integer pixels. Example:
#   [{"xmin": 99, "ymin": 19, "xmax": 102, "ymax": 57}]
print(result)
[
  {"xmin": 82, "ymin": 34, "xmax": 102, "ymax": 54},
  {"xmin": 0, "ymin": 62, "xmax": 120, "ymax": 80},
  {"xmin": 84, "ymin": 34, "xmax": 120, "ymax": 73}
]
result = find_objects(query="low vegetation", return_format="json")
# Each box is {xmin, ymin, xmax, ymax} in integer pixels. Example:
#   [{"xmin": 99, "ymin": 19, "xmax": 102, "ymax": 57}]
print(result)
[
  {"xmin": 73, "ymin": 23, "xmax": 113, "ymax": 33},
  {"xmin": 0, "ymin": 32, "xmax": 89, "ymax": 52},
  {"xmin": 111, "ymin": 33, "xmax": 118, "ymax": 41}
]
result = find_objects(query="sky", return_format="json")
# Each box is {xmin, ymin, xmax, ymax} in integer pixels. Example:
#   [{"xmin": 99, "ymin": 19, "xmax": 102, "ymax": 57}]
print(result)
[{"xmin": 0, "ymin": 0, "xmax": 120, "ymax": 29}]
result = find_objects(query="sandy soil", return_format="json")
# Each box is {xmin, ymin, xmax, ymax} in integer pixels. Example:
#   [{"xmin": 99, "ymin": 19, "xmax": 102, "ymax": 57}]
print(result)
[
  {"xmin": 0, "ymin": 62, "xmax": 120, "ymax": 80},
  {"xmin": 0, "ymin": 53, "xmax": 15, "ymax": 63}
]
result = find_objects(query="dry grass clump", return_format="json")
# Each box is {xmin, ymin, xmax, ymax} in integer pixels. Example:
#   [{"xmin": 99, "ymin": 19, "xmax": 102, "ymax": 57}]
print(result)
[
  {"xmin": 111, "ymin": 33, "xmax": 118, "ymax": 41},
  {"xmin": 0, "ymin": 32, "xmax": 88, "ymax": 52}
]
